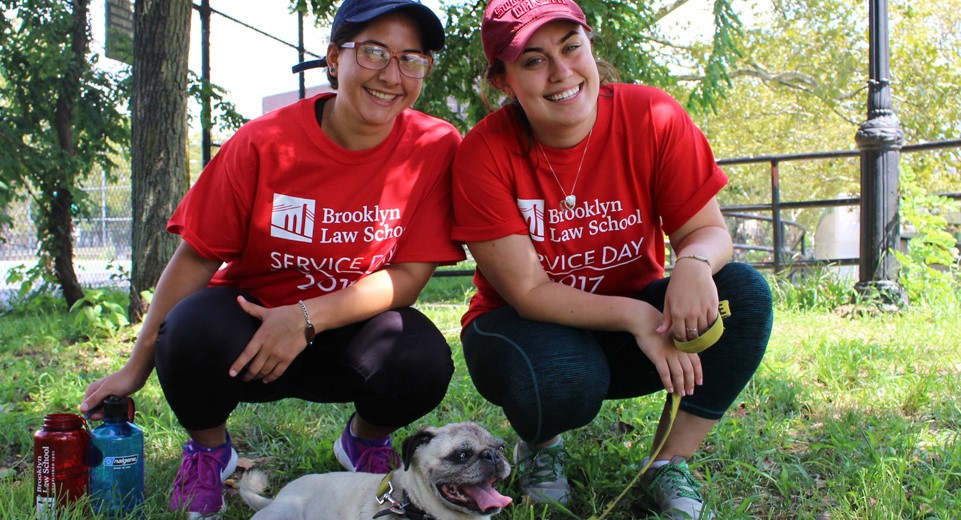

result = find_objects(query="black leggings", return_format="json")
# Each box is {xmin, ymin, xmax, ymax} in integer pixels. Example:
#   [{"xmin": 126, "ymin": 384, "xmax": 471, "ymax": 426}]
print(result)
[
  {"xmin": 462, "ymin": 262, "xmax": 773, "ymax": 445},
  {"xmin": 155, "ymin": 286, "xmax": 454, "ymax": 431}
]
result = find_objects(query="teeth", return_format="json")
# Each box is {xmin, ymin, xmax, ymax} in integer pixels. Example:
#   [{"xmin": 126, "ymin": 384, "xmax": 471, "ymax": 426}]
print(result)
[
  {"xmin": 548, "ymin": 86, "xmax": 579, "ymax": 101},
  {"xmin": 367, "ymin": 88, "xmax": 396, "ymax": 101}
]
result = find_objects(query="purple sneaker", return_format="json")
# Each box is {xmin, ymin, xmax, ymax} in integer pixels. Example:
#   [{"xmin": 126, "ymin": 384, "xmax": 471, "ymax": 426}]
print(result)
[
  {"xmin": 333, "ymin": 415, "xmax": 400, "ymax": 473},
  {"xmin": 169, "ymin": 432, "xmax": 239, "ymax": 519}
]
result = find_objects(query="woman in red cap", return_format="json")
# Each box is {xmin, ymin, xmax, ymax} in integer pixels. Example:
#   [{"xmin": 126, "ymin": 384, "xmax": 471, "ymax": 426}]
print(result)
[
  {"xmin": 80, "ymin": 0, "xmax": 463, "ymax": 516},
  {"xmin": 451, "ymin": 0, "xmax": 773, "ymax": 517}
]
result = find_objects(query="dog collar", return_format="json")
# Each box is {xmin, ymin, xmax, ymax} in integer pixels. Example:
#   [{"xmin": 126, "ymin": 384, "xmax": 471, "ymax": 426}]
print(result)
[{"xmin": 373, "ymin": 472, "xmax": 435, "ymax": 520}]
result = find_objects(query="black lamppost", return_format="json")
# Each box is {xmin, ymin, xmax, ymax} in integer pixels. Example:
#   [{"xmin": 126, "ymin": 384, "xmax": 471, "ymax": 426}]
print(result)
[
  {"xmin": 855, "ymin": 0, "xmax": 906, "ymax": 306},
  {"xmin": 199, "ymin": 0, "xmax": 212, "ymax": 167}
]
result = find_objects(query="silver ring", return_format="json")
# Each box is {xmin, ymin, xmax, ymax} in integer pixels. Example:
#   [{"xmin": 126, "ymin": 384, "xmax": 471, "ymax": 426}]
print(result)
[{"xmin": 686, "ymin": 327, "xmax": 698, "ymax": 333}]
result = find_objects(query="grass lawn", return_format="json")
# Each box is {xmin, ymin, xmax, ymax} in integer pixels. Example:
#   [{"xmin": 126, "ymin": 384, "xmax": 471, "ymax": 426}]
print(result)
[{"xmin": 0, "ymin": 273, "xmax": 959, "ymax": 519}]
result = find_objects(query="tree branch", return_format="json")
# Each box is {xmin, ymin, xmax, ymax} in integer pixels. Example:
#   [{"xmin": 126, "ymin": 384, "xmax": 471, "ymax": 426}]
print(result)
[
  {"xmin": 654, "ymin": 0, "xmax": 690, "ymax": 23},
  {"xmin": 677, "ymin": 66, "xmax": 818, "ymax": 92}
]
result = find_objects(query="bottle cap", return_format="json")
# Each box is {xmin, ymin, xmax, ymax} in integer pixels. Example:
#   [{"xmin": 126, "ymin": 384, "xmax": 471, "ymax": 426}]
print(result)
[{"xmin": 103, "ymin": 395, "xmax": 130, "ymax": 421}]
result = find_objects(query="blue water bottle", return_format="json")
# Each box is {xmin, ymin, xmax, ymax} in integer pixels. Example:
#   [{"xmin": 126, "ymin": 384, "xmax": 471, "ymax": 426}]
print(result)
[{"xmin": 88, "ymin": 395, "xmax": 144, "ymax": 517}]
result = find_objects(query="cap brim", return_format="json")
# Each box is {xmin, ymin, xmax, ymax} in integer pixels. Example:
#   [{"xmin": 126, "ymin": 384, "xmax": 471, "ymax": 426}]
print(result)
[
  {"xmin": 500, "ymin": 15, "xmax": 591, "ymax": 64},
  {"xmin": 292, "ymin": 58, "xmax": 327, "ymax": 74}
]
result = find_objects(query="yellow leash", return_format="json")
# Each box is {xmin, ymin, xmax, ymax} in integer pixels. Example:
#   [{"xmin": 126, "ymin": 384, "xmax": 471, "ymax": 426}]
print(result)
[{"xmin": 589, "ymin": 300, "xmax": 731, "ymax": 520}]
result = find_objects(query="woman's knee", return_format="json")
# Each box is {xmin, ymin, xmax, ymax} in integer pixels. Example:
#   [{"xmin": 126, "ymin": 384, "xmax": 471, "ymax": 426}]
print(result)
[
  {"xmin": 368, "ymin": 308, "xmax": 451, "ymax": 365},
  {"xmin": 700, "ymin": 263, "xmax": 773, "ymax": 381},
  {"xmin": 502, "ymin": 366, "xmax": 607, "ymax": 443},
  {"xmin": 504, "ymin": 367, "xmax": 607, "ymax": 422},
  {"xmin": 156, "ymin": 287, "xmax": 256, "ymax": 368},
  {"xmin": 359, "ymin": 308, "xmax": 454, "ymax": 396},
  {"xmin": 462, "ymin": 310, "xmax": 611, "ymax": 440},
  {"xmin": 716, "ymin": 263, "xmax": 772, "ymax": 306}
]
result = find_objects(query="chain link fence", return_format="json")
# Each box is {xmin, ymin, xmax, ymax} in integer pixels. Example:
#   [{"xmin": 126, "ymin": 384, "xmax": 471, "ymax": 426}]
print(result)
[
  {"xmin": 0, "ymin": 170, "xmax": 132, "ymax": 305},
  {"xmin": 0, "ymin": 2, "xmax": 326, "ymax": 308}
]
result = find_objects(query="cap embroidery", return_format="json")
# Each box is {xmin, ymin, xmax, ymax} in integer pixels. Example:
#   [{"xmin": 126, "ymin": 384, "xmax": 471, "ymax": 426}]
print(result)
[{"xmin": 493, "ymin": 0, "xmax": 567, "ymax": 19}]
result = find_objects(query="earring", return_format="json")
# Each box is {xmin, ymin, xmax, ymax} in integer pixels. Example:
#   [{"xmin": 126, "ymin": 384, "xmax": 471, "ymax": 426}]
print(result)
[{"xmin": 329, "ymin": 66, "xmax": 337, "ymax": 75}]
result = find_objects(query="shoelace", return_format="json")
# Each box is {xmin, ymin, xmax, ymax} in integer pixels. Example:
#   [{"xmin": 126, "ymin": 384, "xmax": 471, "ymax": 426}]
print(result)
[
  {"xmin": 520, "ymin": 445, "xmax": 565, "ymax": 485},
  {"xmin": 354, "ymin": 445, "xmax": 401, "ymax": 473},
  {"xmin": 173, "ymin": 450, "xmax": 225, "ymax": 499},
  {"xmin": 648, "ymin": 463, "xmax": 702, "ymax": 501}
]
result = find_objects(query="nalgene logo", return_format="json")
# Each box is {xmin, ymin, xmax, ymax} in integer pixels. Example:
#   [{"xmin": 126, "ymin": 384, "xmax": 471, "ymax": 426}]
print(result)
[{"xmin": 103, "ymin": 454, "xmax": 139, "ymax": 467}]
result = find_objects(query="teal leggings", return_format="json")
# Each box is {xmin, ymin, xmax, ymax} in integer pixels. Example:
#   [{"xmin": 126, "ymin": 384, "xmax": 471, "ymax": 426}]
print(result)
[{"xmin": 461, "ymin": 262, "xmax": 773, "ymax": 445}]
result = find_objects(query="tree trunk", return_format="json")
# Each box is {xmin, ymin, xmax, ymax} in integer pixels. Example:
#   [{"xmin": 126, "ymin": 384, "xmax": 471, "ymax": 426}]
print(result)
[
  {"xmin": 50, "ymin": 0, "xmax": 91, "ymax": 309},
  {"xmin": 128, "ymin": 0, "xmax": 192, "ymax": 322},
  {"xmin": 47, "ymin": 180, "xmax": 85, "ymax": 308}
]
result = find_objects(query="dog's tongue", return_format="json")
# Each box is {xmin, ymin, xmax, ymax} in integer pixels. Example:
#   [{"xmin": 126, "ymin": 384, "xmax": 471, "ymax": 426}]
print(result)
[{"xmin": 463, "ymin": 482, "xmax": 513, "ymax": 512}]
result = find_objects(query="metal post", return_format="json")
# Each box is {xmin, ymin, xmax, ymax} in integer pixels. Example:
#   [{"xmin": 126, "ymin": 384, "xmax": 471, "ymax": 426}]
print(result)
[
  {"xmin": 200, "ymin": 0, "xmax": 212, "ymax": 166},
  {"xmin": 855, "ymin": 0, "xmax": 905, "ymax": 305},
  {"xmin": 101, "ymin": 168, "xmax": 107, "ymax": 246},
  {"xmin": 298, "ymin": 10, "xmax": 306, "ymax": 100},
  {"xmin": 770, "ymin": 160, "xmax": 782, "ymax": 273}
]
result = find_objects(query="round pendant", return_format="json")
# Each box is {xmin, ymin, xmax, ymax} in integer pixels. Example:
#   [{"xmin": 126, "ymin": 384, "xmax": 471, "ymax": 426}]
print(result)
[{"xmin": 561, "ymin": 195, "xmax": 576, "ymax": 211}]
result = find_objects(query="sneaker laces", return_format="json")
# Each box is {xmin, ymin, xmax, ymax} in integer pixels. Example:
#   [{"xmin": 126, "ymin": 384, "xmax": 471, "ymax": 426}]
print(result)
[
  {"xmin": 518, "ymin": 444, "xmax": 566, "ymax": 486},
  {"xmin": 171, "ymin": 450, "xmax": 226, "ymax": 508},
  {"xmin": 647, "ymin": 461, "xmax": 703, "ymax": 502},
  {"xmin": 353, "ymin": 445, "xmax": 401, "ymax": 473}
]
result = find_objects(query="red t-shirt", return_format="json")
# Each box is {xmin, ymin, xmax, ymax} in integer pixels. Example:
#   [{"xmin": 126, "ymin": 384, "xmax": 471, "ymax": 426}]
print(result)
[
  {"xmin": 168, "ymin": 94, "xmax": 465, "ymax": 308},
  {"xmin": 452, "ymin": 84, "xmax": 727, "ymax": 327}
]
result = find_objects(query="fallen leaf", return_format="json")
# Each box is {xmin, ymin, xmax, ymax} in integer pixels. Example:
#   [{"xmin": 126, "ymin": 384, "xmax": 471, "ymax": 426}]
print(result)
[{"xmin": 236, "ymin": 457, "xmax": 256, "ymax": 471}]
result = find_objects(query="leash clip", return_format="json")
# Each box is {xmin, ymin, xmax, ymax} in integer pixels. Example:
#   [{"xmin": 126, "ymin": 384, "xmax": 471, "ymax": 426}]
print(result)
[
  {"xmin": 373, "ymin": 478, "xmax": 408, "ymax": 518},
  {"xmin": 376, "ymin": 480, "xmax": 400, "ymax": 507}
]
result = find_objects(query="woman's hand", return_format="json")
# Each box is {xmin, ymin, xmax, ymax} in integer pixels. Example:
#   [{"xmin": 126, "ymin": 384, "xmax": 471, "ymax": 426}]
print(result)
[
  {"xmin": 632, "ymin": 306, "xmax": 703, "ymax": 397},
  {"xmin": 659, "ymin": 197, "xmax": 730, "ymax": 342},
  {"xmin": 80, "ymin": 364, "xmax": 150, "ymax": 420},
  {"xmin": 225, "ymin": 261, "xmax": 437, "ymax": 384},
  {"xmin": 229, "ymin": 296, "xmax": 309, "ymax": 384},
  {"xmin": 657, "ymin": 259, "xmax": 719, "ymax": 342}
]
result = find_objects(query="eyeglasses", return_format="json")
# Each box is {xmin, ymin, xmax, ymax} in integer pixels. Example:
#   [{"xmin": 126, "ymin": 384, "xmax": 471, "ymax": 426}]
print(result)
[{"xmin": 339, "ymin": 42, "xmax": 433, "ymax": 79}]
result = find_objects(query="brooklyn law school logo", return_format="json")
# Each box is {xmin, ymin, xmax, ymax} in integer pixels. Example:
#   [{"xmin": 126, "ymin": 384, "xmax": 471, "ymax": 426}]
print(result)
[
  {"xmin": 517, "ymin": 199, "xmax": 547, "ymax": 242},
  {"xmin": 271, "ymin": 194, "xmax": 315, "ymax": 243}
]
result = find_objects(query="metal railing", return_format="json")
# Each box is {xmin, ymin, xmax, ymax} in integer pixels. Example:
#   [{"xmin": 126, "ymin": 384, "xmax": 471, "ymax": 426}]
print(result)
[
  {"xmin": 713, "ymin": 138, "xmax": 961, "ymax": 273},
  {"xmin": 437, "ymin": 138, "xmax": 961, "ymax": 278}
]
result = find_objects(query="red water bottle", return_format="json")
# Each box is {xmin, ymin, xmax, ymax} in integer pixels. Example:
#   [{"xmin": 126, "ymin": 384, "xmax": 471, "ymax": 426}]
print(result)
[{"xmin": 34, "ymin": 413, "xmax": 90, "ymax": 518}]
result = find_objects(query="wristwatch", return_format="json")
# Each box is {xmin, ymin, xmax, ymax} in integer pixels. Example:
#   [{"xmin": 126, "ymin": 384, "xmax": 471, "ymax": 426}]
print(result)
[{"xmin": 298, "ymin": 300, "xmax": 316, "ymax": 345}]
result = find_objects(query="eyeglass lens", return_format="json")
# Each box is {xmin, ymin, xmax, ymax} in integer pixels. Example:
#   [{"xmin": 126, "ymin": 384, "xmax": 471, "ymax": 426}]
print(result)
[{"xmin": 346, "ymin": 42, "xmax": 432, "ymax": 78}]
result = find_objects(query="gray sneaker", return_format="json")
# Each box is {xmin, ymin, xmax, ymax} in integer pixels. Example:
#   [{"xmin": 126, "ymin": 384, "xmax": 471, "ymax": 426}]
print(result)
[
  {"xmin": 514, "ymin": 438, "xmax": 572, "ymax": 505},
  {"xmin": 640, "ymin": 456, "xmax": 714, "ymax": 519}
]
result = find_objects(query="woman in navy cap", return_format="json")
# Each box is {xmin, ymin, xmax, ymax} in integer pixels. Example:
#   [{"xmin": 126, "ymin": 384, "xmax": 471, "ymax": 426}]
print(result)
[{"xmin": 80, "ymin": 0, "xmax": 462, "ymax": 516}]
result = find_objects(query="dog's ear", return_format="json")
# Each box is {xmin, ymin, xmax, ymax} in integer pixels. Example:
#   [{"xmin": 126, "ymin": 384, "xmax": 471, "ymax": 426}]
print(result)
[{"xmin": 401, "ymin": 429, "xmax": 435, "ymax": 470}]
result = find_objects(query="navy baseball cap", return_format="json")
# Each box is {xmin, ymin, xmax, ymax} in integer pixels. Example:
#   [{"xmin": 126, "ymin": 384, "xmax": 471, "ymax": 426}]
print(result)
[{"xmin": 293, "ymin": 0, "xmax": 445, "ymax": 73}]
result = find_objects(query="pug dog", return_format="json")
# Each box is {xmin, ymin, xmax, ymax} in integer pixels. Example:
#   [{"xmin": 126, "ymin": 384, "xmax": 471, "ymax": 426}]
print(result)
[{"xmin": 239, "ymin": 421, "xmax": 513, "ymax": 519}]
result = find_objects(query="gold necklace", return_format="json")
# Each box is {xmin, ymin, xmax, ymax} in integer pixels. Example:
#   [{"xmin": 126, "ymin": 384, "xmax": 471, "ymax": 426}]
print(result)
[{"xmin": 536, "ymin": 129, "xmax": 593, "ymax": 211}]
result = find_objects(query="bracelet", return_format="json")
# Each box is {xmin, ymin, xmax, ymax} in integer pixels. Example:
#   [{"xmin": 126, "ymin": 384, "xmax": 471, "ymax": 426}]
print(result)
[
  {"xmin": 298, "ymin": 300, "xmax": 316, "ymax": 345},
  {"xmin": 675, "ymin": 254, "xmax": 712, "ymax": 269}
]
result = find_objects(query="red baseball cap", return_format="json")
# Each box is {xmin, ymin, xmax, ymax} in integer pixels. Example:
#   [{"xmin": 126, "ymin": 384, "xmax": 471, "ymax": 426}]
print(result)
[{"xmin": 481, "ymin": 0, "xmax": 593, "ymax": 65}]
